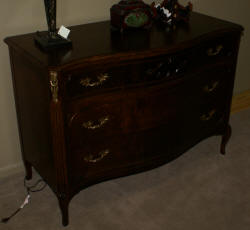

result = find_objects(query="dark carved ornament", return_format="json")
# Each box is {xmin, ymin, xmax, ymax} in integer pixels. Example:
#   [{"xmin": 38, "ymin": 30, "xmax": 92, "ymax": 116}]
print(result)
[
  {"xmin": 110, "ymin": 0, "xmax": 153, "ymax": 32},
  {"xmin": 151, "ymin": 0, "xmax": 193, "ymax": 26}
]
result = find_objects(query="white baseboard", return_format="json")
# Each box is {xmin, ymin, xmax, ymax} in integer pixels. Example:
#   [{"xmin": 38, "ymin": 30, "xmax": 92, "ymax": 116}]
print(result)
[{"xmin": 0, "ymin": 162, "xmax": 24, "ymax": 179}]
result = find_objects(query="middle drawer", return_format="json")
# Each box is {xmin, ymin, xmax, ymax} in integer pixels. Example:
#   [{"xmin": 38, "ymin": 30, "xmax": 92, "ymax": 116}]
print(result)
[{"xmin": 65, "ymin": 83, "xmax": 184, "ymax": 150}]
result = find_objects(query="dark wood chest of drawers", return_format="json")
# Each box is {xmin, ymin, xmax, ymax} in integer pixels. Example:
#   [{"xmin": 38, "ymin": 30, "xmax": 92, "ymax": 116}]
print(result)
[{"xmin": 4, "ymin": 12, "xmax": 243, "ymax": 226}]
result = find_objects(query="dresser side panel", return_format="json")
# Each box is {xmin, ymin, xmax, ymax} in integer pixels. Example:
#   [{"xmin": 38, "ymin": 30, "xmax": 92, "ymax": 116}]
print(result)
[{"xmin": 9, "ymin": 48, "xmax": 56, "ymax": 191}]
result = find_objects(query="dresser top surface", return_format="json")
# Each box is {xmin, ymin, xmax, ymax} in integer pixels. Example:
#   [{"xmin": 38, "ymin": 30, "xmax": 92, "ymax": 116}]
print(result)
[{"xmin": 4, "ymin": 12, "xmax": 243, "ymax": 69}]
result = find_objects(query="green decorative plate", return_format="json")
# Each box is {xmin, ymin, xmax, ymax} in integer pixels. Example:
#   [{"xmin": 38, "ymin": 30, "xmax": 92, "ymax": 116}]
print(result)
[{"xmin": 124, "ymin": 11, "xmax": 149, "ymax": 28}]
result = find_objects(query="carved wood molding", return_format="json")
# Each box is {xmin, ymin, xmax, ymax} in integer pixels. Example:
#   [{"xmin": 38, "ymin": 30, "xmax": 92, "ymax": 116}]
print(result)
[
  {"xmin": 49, "ymin": 71, "xmax": 59, "ymax": 103},
  {"xmin": 49, "ymin": 71, "xmax": 68, "ymax": 195}
]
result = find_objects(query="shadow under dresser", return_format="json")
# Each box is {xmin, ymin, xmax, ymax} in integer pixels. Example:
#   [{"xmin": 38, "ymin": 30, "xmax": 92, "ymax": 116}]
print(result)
[{"xmin": 4, "ymin": 12, "xmax": 243, "ymax": 226}]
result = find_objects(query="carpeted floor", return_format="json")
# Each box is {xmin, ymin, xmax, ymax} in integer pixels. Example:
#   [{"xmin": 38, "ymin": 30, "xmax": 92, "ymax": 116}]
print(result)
[{"xmin": 1, "ymin": 108, "xmax": 250, "ymax": 230}]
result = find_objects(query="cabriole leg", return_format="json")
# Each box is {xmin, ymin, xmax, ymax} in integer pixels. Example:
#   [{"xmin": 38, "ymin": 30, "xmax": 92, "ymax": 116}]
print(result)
[
  {"xmin": 220, "ymin": 125, "xmax": 232, "ymax": 155},
  {"xmin": 24, "ymin": 160, "xmax": 32, "ymax": 180},
  {"xmin": 58, "ymin": 195, "xmax": 69, "ymax": 226}
]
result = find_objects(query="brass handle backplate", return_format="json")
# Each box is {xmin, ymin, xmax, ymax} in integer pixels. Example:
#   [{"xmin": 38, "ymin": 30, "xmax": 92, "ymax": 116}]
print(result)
[
  {"xmin": 203, "ymin": 81, "xmax": 219, "ymax": 93},
  {"xmin": 200, "ymin": 109, "xmax": 216, "ymax": 121},
  {"xmin": 82, "ymin": 116, "xmax": 109, "ymax": 130},
  {"xmin": 207, "ymin": 45, "xmax": 223, "ymax": 56},
  {"xmin": 84, "ymin": 149, "xmax": 110, "ymax": 163},
  {"xmin": 80, "ymin": 73, "xmax": 110, "ymax": 88},
  {"xmin": 49, "ymin": 71, "xmax": 59, "ymax": 102}
]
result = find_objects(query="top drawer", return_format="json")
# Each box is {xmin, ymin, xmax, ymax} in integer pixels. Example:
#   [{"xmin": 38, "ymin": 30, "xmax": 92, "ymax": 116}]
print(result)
[
  {"xmin": 62, "ymin": 56, "xmax": 186, "ymax": 99},
  {"xmin": 190, "ymin": 35, "xmax": 239, "ymax": 66},
  {"xmin": 62, "ymin": 34, "xmax": 239, "ymax": 99}
]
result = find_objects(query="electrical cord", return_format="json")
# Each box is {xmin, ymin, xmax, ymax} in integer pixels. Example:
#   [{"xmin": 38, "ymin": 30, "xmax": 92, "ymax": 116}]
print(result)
[
  {"xmin": 24, "ymin": 178, "xmax": 47, "ymax": 193},
  {"xmin": 1, "ymin": 177, "xmax": 47, "ymax": 224}
]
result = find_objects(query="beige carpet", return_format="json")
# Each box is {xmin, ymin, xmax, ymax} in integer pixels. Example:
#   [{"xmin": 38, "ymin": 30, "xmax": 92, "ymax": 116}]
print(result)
[{"xmin": 1, "ymin": 108, "xmax": 250, "ymax": 230}]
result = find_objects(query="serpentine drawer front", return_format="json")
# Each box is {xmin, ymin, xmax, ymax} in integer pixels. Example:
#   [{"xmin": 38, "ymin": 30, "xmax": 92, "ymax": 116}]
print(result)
[{"xmin": 4, "ymin": 12, "xmax": 243, "ymax": 226}]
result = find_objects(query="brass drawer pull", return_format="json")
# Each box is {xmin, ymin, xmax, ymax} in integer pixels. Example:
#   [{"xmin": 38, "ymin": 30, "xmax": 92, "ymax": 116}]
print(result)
[
  {"xmin": 82, "ymin": 116, "xmax": 109, "ymax": 130},
  {"xmin": 207, "ymin": 45, "xmax": 223, "ymax": 56},
  {"xmin": 200, "ymin": 109, "xmax": 216, "ymax": 121},
  {"xmin": 84, "ymin": 149, "xmax": 110, "ymax": 163},
  {"xmin": 80, "ymin": 73, "xmax": 110, "ymax": 87},
  {"xmin": 203, "ymin": 81, "xmax": 219, "ymax": 93}
]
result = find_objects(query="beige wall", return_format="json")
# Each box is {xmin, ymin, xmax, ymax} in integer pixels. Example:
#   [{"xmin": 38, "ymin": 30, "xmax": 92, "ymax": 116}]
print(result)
[{"xmin": 0, "ymin": 0, "xmax": 249, "ymax": 177}]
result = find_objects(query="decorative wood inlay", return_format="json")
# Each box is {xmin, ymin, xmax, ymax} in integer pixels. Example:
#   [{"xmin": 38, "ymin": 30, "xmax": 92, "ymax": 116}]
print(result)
[{"xmin": 49, "ymin": 71, "xmax": 68, "ymax": 197}]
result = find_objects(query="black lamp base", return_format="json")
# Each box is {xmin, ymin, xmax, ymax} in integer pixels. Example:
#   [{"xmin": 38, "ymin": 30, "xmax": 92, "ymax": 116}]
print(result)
[{"xmin": 34, "ymin": 32, "xmax": 72, "ymax": 51}]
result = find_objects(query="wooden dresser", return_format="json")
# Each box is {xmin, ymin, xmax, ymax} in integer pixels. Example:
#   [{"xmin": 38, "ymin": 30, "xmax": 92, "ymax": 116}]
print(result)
[{"xmin": 4, "ymin": 12, "xmax": 243, "ymax": 226}]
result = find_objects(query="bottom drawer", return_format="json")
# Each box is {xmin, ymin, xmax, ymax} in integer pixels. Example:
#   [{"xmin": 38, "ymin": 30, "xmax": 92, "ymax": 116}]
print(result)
[
  {"xmin": 68, "ymin": 124, "xmax": 183, "ymax": 187},
  {"xmin": 68, "ymin": 102, "xmax": 229, "ymax": 190}
]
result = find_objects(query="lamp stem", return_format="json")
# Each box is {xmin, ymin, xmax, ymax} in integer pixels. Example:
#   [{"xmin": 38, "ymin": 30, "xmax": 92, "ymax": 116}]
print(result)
[
  {"xmin": 34, "ymin": 0, "xmax": 71, "ymax": 50},
  {"xmin": 44, "ymin": 0, "xmax": 57, "ymax": 39}
]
